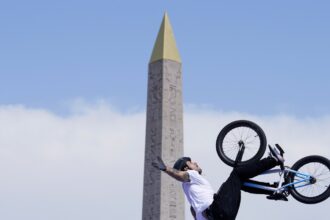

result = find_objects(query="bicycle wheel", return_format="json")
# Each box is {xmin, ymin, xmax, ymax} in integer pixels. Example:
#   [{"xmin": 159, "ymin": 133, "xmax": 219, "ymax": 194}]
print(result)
[
  {"xmin": 216, "ymin": 120, "xmax": 267, "ymax": 167},
  {"xmin": 289, "ymin": 155, "xmax": 330, "ymax": 204}
]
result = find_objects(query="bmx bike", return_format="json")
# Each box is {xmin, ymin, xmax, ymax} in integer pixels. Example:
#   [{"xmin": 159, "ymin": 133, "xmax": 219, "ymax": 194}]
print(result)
[{"xmin": 216, "ymin": 120, "xmax": 330, "ymax": 204}]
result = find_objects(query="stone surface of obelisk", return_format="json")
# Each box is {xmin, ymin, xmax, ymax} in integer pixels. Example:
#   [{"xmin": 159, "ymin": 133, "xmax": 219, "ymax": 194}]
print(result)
[{"xmin": 142, "ymin": 13, "xmax": 185, "ymax": 220}]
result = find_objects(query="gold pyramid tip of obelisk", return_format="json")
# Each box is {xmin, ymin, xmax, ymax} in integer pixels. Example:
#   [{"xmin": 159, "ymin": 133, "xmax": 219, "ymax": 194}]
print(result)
[{"xmin": 150, "ymin": 12, "xmax": 181, "ymax": 63}]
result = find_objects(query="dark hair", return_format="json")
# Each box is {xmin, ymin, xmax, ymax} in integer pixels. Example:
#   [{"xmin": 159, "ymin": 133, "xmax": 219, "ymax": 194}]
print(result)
[{"xmin": 173, "ymin": 157, "xmax": 191, "ymax": 171}]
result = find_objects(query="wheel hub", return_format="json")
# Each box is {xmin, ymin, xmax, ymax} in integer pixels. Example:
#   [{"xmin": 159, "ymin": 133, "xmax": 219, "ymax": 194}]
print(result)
[
  {"xmin": 309, "ymin": 176, "xmax": 317, "ymax": 184},
  {"xmin": 238, "ymin": 140, "xmax": 245, "ymax": 148}
]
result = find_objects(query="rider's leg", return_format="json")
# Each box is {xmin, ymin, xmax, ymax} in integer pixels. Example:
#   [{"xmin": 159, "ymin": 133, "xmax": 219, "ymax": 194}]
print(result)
[
  {"xmin": 208, "ymin": 158, "xmax": 277, "ymax": 219},
  {"xmin": 233, "ymin": 157, "xmax": 277, "ymax": 180},
  {"xmin": 241, "ymin": 179, "xmax": 274, "ymax": 195},
  {"xmin": 210, "ymin": 172, "xmax": 242, "ymax": 220}
]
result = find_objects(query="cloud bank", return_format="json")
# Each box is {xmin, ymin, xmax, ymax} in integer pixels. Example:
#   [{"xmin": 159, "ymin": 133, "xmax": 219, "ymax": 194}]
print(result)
[{"xmin": 0, "ymin": 102, "xmax": 329, "ymax": 220}]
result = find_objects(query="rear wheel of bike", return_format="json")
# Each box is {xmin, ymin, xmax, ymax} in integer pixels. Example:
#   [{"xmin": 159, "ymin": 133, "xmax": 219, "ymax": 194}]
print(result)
[
  {"xmin": 290, "ymin": 155, "xmax": 330, "ymax": 204},
  {"xmin": 216, "ymin": 120, "xmax": 267, "ymax": 167}
]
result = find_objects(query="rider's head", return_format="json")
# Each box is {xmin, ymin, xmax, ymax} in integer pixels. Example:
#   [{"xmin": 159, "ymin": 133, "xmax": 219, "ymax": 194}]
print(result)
[{"xmin": 173, "ymin": 157, "xmax": 202, "ymax": 174}]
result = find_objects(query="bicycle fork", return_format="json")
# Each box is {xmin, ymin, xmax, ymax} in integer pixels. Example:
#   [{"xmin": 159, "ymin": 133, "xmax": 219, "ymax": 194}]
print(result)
[{"xmin": 234, "ymin": 140, "xmax": 246, "ymax": 167}]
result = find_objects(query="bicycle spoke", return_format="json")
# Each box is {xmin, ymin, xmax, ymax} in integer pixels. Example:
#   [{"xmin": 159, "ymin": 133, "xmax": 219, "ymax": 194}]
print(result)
[
  {"xmin": 219, "ymin": 123, "xmax": 264, "ymax": 164},
  {"xmin": 230, "ymin": 129, "xmax": 240, "ymax": 143},
  {"xmin": 294, "ymin": 161, "xmax": 330, "ymax": 198},
  {"xmin": 223, "ymin": 147, "xmax": 238, "ymax": 153},
  {"xmin": 317, "ymin": 176, "xmax": 330, "ymax": 181}
]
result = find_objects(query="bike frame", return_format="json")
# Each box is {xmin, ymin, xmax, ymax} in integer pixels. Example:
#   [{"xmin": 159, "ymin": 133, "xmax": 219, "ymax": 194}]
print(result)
[{"xmin": 243, "ymin": 167, "xmax": 313, "ymax": 193}]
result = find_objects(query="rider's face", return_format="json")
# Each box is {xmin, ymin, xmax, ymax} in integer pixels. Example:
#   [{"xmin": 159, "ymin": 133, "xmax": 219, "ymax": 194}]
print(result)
[{"xmin": 186, "ymin": 161, "xmax": 202, "ymax": 174}]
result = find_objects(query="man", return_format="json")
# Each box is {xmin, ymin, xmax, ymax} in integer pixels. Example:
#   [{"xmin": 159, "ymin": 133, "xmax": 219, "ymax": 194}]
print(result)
[{"xmin": 152, "ymin": 146, "xmax": 285, "ymax": 220}]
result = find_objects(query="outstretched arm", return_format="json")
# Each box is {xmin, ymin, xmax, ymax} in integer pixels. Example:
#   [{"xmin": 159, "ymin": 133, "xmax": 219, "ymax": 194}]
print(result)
[
  {"xmin": 152, "ymin": 157, "xmax": 190, "ymax": 182},
  {"xmin": 164, "ymin": 166, "xmax": 190, "ymax": 182}
]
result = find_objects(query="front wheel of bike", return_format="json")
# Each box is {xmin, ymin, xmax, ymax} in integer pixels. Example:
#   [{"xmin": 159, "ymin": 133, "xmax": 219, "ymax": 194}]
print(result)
[
  {"xmin": 289, "ymin": 155, "xmax": 330, "ymax": 204},
  {"xmin": 216, "ymin": 120, "xmax": 267, "ymax": 167}
]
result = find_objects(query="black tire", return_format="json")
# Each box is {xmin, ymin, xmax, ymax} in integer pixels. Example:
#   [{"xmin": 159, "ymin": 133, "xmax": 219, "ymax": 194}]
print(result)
[
  {"xmin": 289, "ymin": 155, "xmax": 330, "ymax": 204},
  {"xmin": 216, "ymin": 120, "xmax": 267, "ymax": 167}
]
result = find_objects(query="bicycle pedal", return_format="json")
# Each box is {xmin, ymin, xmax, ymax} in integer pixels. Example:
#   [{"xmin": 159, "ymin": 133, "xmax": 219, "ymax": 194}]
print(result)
[
  {"xmin": 275, "ymin": 144, "xmax": 285, "ymax": 155},
  {"xmin": 266, "ymin": 193, "xmax": 288, "ymax": 202}
]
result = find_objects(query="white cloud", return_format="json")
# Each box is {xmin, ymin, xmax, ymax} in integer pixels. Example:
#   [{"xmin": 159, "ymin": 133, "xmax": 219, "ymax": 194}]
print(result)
[
  {"xmin": 0, "ymin": 103, "xmax": 329, "ymax": 220},
  {"xmin": 0, "ymin": 103, "xmax": 146, "ymax": 220}
]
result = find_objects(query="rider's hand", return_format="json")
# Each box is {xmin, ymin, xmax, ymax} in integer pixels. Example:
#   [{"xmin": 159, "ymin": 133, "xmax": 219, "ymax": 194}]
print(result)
[{"xmin": 152, "ymin": 156, "xmax": 167, "ymax": 171}]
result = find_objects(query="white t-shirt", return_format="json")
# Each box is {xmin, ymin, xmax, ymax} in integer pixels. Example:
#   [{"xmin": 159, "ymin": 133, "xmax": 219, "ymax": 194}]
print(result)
[{"xmin": 182, "ymin": 170, "xmax": 214, "ymax": 220}]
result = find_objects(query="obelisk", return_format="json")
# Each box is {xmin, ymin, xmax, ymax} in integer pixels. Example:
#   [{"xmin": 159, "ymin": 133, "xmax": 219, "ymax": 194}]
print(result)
[{"xmin": 142, "ymin": 13, "xmax": 185, "ymax": 220}]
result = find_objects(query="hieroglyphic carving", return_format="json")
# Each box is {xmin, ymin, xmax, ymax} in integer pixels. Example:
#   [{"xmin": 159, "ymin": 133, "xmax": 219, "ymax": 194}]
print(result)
[
  {"xmin": 143, "ymin": 61, "xmax": 163, "ymax": 220},
  {"xmin": 142, "ymin": 60, "xmax": 184, "ymax": 220},
  {"xmin": 161, "ymin": 60, "xmax": 184, "ymax": 220}
]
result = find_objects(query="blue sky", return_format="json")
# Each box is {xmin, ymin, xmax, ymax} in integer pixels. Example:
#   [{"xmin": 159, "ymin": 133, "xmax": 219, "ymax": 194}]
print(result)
[{"xmin": 1, "ymin": 0, "xmax": 330, "ymax": 116}]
